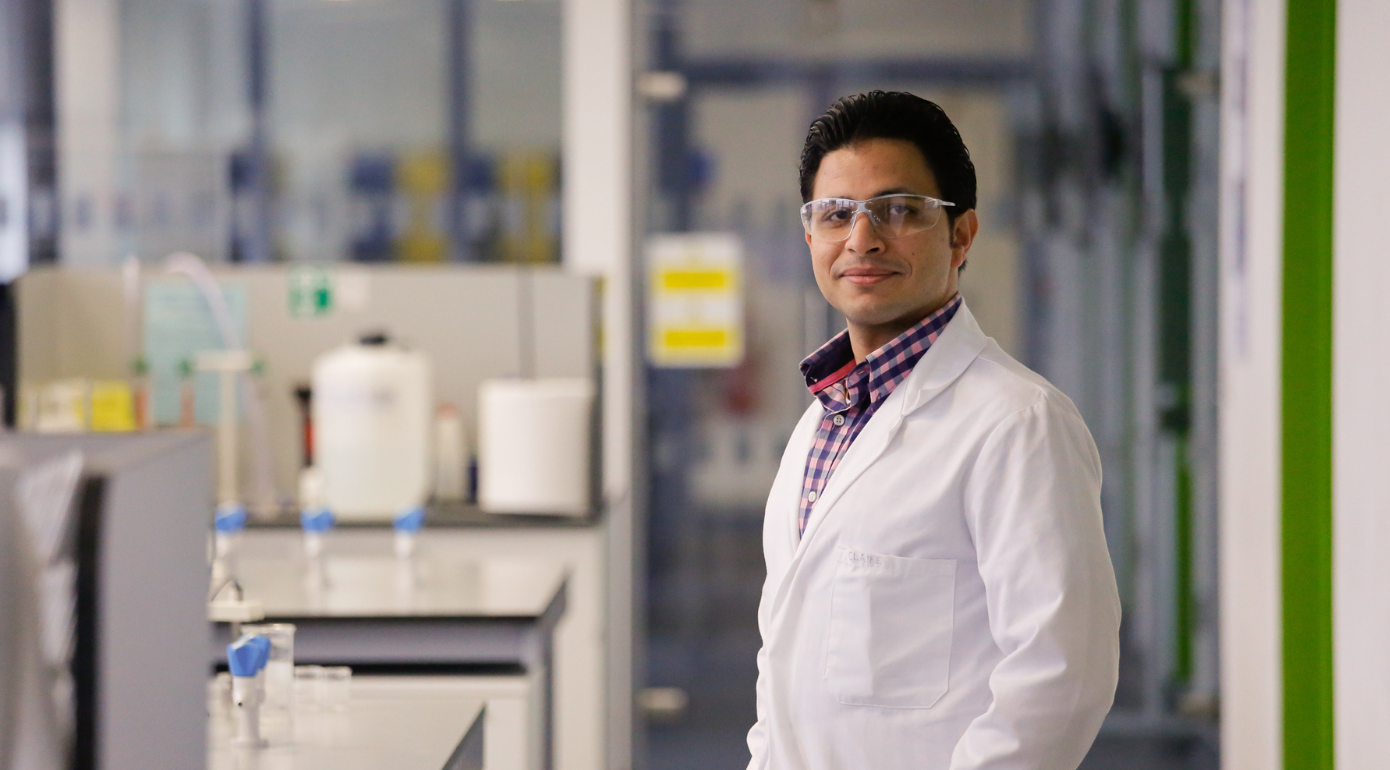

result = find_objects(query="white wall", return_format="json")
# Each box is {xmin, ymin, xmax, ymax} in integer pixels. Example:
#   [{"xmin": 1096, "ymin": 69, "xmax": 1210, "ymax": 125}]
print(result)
[
  {"xmin": 562, "ymin": 0, "xmax": 635, "ymax": 767},
  {"xmin": 1219, "ymin": 0, "xmax": 1285, "ymax": 766},
  {"xmin": 1334, "ymin": 1, "xmax": 1390, "ymax": 767}
]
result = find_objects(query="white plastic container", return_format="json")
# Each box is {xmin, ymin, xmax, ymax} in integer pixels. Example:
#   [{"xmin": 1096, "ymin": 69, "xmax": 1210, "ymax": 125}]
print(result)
[
  {"xmin": 312, "ymin": 334, "xmax": 433, "ymax": 521},
  {"xmin": 478, "ymin": 378, "xmax": 594, "ymax": 516},
  {"xmin": 432, "ymin": 403, "xmax": 467, "ymax": 502}
]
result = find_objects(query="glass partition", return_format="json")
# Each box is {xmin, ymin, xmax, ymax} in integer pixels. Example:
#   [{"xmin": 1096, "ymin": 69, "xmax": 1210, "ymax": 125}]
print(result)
[
  {"xmin": 267, "ymin": 0, "xmax": 452, "ymax": 262},
  {"xmin": 64, "ymin": 0, "xmax": 563, "ymax": 265},
  {"xmin": 114, "ymin": 0, "xmax": 250, "ymax": 263}
]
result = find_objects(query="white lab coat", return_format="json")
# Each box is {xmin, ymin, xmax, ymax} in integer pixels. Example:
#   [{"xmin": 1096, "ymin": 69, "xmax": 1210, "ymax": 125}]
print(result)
[{"xmin": 746, "ymin": 301, "xmax": 1120, "ymax": 770}]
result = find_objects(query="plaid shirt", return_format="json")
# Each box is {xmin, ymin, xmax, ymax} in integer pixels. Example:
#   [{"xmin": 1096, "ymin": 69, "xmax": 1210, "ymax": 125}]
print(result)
[{"xmin": 796, "ymin": 294, "xmax": 962, "ymax": 537}]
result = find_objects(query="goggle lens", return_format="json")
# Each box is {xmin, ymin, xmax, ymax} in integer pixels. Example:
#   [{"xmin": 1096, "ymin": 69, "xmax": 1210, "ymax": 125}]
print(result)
[{"xmin": 800, "ymin": 195, "xmax": 952, "ymax": 241}]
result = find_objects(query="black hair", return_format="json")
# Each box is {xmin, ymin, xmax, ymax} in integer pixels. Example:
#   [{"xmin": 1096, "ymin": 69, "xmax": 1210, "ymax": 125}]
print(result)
[{"xmin": 798, "ymin": 91, "xmax": 977, "ymax": 224}]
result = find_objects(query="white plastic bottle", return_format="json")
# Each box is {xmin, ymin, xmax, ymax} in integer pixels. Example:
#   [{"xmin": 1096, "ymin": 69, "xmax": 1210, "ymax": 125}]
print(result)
[
  {"xmin": 312, "ymin": 333, "xmax": 433, "ymax": 521},
  {"xmin": 432, "ymin": 403, "xmax": 466, "ymax": 503}
]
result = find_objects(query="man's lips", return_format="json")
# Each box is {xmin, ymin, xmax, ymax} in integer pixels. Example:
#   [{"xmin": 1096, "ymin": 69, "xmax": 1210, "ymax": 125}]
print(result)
[{"xmin": 838, "ymin": 267, "xmax": 898, "ymax": 286}]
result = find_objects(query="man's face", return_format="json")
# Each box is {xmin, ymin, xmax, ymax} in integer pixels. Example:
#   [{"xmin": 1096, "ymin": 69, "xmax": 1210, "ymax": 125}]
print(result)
[{"xmin": 807, "ymin": 138, "xmax": 976, "ymax": 331}]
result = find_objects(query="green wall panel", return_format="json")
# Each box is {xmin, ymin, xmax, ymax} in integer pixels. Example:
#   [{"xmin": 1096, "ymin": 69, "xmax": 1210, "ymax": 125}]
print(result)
[{"xmin": 1281, "ymin": 0, "xmax": 1337, "ymax": 768}]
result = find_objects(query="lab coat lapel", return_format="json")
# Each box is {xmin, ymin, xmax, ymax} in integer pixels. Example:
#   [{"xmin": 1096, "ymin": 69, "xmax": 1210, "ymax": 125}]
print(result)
[
  {"xmin": 795, "ymin": 301, "xmax": 991, "ymax": 550},
  {"xmin": 778, "ymin": 404, "xmax": 821, "ymax": 557},
  {"xmin": 894, "ymin": 302, "xmax": 991, "ymax": 419},
  {"xmin": 792, "ymin": 390, "xmax": 903, "ymax": 550}
]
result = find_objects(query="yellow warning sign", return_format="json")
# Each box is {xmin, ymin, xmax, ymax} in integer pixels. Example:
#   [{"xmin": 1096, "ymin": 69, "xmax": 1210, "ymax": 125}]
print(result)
[
  {"xmin": 647, "ymin": 233, "xmax": 744, "ymax": 368},
  {"xmin": 661, "ymin": 270, "xmax": 730, "ymax": 291}
]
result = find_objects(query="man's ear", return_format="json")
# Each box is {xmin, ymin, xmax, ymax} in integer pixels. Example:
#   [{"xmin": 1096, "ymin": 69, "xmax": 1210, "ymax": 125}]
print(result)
[{"xmin": 949, "ymin": 209, "xmax": 979, "ymax": 270}]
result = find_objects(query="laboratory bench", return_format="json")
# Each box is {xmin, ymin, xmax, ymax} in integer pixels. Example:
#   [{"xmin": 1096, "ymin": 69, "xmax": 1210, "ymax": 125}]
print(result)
[
  {"xmin": 208, "ymin": 675, "xmax": 487, "ymax": 770},
  {"xmin": 212, "ymin": 528, "xmax": 576, "ymax": 770},
  {"xmin": 245, "ymin": 501, "xmax": 602, "ymax": 529}
]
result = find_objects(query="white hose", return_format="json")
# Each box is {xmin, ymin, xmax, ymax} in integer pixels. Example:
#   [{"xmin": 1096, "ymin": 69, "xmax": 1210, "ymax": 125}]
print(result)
[{"xmin": 164, "ymin": 252, "xmax": 283, "ymax": 514}]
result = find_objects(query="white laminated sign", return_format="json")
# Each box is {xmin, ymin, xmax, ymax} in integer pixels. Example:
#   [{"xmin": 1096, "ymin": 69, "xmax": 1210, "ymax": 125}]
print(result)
[{"xmin": 647, "ymin": 232, "xmax": 744, "ymax": 368}]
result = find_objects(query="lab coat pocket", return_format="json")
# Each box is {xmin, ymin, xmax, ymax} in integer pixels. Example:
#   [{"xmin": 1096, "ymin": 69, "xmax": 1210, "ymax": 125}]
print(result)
[{"xmin": 824, "ymin": 547, "xmax": 955, "ymax": 708}]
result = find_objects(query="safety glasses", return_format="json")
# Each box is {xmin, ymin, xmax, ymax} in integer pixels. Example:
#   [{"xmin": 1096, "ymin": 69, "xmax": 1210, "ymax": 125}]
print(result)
[{"xmin": 799, "ymin": 194, "xmax": 955, "ymax": 242}]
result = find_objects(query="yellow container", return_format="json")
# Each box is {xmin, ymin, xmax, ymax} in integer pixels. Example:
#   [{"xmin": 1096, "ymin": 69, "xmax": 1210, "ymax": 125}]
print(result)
[{"xmin": 90, "ymin": 381, "xmax": 137, "ymax": 432}]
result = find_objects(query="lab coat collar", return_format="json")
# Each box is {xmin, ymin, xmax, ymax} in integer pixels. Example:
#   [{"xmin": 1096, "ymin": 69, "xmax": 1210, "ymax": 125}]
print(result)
[
  {"xmin": 790, "ymin": 299, "xmax": 990, "ymax": 555},
  {"xmin": 896, "ymin": 300, "xmax": 991, "ymax": 418}
]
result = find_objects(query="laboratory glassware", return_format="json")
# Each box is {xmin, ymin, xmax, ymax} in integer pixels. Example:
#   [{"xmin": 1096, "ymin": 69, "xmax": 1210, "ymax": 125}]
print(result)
[
  {"xmin": 294, "ymin": 665, "xmax": 325, "ymax": 710},
  {"xmin": 323, "ymin": 666, "xmax": 352, "ymax": 711}
]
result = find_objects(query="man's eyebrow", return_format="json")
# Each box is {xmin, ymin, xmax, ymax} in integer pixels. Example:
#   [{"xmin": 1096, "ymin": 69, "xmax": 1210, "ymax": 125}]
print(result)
[
  {"xmin": 870, "ymin": 187, "xmax": 920, "ymax": 198},
  {"xmin": 813, "ymin": 187, "xmax": 925, "ymax": 200}
]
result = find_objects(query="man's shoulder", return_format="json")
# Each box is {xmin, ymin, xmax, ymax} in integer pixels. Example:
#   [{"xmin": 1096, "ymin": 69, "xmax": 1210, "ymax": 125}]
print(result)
[{"xmin": 954, "ymin": 340, "xmax": 1082, "ymax": 423}]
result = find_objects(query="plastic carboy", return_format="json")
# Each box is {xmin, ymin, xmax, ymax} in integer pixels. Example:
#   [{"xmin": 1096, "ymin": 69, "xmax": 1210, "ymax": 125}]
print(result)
[{"xmin": 312, "ymin": 333, "xmax": 433, "ymax": 521}]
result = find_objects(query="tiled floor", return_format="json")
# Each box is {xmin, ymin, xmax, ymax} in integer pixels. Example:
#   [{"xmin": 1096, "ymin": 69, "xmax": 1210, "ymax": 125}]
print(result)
[
  {"xmin": 1080, "ymin": 735, "xmax": 1219, "ymax": 770},
  {"xmin": 644, "ymin": 629, "xmax": 1220, "ymax": 770},
  {"xmin": 647, "ymin": 725, "xmax": 1220, "ymax": 770}
]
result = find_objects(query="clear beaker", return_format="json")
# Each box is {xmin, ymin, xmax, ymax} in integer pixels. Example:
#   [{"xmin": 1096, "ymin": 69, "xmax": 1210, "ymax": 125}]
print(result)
[
  {"xmin": 322, "ymin": 666, "xmax": 352, "ymax": 711},
  {"xmin": 294, "ymin": 664, "xmax": 325, "ymax": 710}
]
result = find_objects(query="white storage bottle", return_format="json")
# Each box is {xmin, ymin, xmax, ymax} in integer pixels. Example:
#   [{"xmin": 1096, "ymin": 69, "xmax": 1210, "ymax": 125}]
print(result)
[{"xmin": 312, "ymin": 333, "xmax": 433, "ymax": 521}]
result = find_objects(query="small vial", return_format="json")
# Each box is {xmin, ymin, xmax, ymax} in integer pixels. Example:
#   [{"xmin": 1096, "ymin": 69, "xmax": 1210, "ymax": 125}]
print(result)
[
  {"xmin": 178, "ymin": 359, "xmax": 196, "ymax": 428},
  {"xmin": 294, "ymin": 665, "xmax": 325, "ymax": 711},
  {"xmin": 322, "ymin": 666, "xmax": 352, "ymax": 712}
]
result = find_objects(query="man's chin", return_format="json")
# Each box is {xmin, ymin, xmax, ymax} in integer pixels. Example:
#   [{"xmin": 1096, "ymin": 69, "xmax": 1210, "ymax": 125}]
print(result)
[{"xmin": 834, "ymin": 290, "xmax": 899, "ymax": 318}]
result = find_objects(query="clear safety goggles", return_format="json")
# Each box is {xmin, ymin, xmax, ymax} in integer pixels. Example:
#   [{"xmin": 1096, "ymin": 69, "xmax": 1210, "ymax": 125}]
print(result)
[{"xmin": 799, "ymin": 194, "xmax": 955, "ymax": 242}]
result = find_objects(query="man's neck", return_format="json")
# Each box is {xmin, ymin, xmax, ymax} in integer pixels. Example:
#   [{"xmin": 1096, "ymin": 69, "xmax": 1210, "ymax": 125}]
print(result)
[{"xmin": 846, "ymin": 295, "xmax": 956, "ymax": 363}]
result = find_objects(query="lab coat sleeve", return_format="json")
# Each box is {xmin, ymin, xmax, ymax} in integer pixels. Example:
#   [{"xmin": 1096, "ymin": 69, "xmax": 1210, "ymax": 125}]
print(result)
[
  {"xmin": 745, "ymin": 640, "xmax": 771, "ymax": 770},
  {"xmin": 746, "ymin": 555, "xmax": 777, "ymax": 770},
  {"xmin": 951, "ymin": 395, "xmax": 1121, "ymax": 770}
]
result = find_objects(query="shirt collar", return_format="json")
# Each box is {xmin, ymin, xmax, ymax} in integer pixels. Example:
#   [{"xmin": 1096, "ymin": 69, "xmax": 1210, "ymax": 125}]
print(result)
[{"xmin": 800, "ymin": 293, "xmax": 962, "ymax": 408}]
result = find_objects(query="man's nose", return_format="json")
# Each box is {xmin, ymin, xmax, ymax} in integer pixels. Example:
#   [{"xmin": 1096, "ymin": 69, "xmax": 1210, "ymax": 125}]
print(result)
[{"xmin": 845, "ymin": 211, "xmax": 884, "ymax": 254}]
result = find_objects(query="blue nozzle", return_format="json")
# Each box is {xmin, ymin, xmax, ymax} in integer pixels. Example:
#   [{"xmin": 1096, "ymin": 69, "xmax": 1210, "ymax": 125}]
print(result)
[
  {"xmin": 393, "ymin": 506, "xmax": 425, "ymax": 534},
  {"xmin": 301, "ymin": 507, "xmax": 335, "ymax": 533},
  {"xmin": 227, "ymin": 634, "xmax": 271, "ymax": 677},
  {"xmin": 215, "ymin": 504, "xmax": 248, "ymax": 534}
]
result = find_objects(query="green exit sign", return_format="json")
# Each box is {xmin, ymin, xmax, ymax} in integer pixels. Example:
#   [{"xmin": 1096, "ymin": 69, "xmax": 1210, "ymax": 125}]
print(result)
[{"xmin": 288, "ymin": 266, "xmax": 333, "ymax": 317}]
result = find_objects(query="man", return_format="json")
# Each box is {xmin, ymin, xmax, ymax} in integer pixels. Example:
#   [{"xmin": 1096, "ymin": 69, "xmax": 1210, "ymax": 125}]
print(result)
[{"xmin": 746, "ymin": 91, "xmax": 1120, "ymax": 769}]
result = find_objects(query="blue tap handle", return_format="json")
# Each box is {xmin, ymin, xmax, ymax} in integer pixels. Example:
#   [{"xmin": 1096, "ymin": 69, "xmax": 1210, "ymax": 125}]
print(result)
[
  {"xmin": 393, "ymin": 506, "xmax": 426, "ymax": 534},
  {"xmin": 227, "ymin": 633, "xmax": 271, "ymax": 677},
  {"xmin": 215, "ymin": 504, "xmax": 248, "ymax": 533},
  {"xmin": 301, "ymin": 507, "xmax": 335, "ymax": 533}
]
